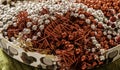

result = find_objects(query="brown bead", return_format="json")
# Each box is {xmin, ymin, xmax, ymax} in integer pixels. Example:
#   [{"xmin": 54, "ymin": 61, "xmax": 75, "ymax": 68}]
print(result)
[
  {"xmin": 55, "ymin": 50, "xmax": 61, "ymax": 54},
  {"xmin": 104, "ymin": 44, "xmax": 109, "ymax": 49},
  {"xmin": 97, "ymin": 23, "xmax": 103, "ymax": 29},
  {"xmin": 81, "ymin": 55, "xmax": 86, "ymax": 61},
  {"xmin": 115, "ymin": 36, "xmax": 120, "ymax": 43},
  {"xmin": 81, "ymin": 62, "xmax": 87, "ymax": 70},
  {"xmin": 75, "ymin": 48, "xmax": 81, "ymax": 54},
  {"xmin": 62, "ymin": 32, "xmax": 67, "ymax": 38},
  {"xmin": 92, "ymin": 62, "xmax": 97, "ymax": 67},
  {"xmin": 110, "ymin": 16, "xmax": 117, "ymax": 22},
  {"xmin": 88, "ymin": 55, "xmax": 93, "ymax": 61},
  {"xmin": 118, "ymin": 14, "xmax": 120, "ymax": 19},
  {"xmin": 90, "ymin": 31, "xmax": 95, "ymax": 36},
  {"xmin": 109, "ymin": 40, "xmax": 114, "ymax": 46},
  {"xmin": 67, "ymin": 44, "xmax": 74, "ymax": 51},
  {"xmin": 68, "ymin": 34, "xmax": 74, "ymax": 40}
]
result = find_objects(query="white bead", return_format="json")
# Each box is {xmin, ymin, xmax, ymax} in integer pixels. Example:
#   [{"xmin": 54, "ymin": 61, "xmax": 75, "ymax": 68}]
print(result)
[
  {"xmin": 118, "ymin": 29, "xmax": 120, "ymax": 33},
  {"xmin": 26, "ymin": 22, "xmax": 32, "ymax": 28},
  {"xmin": 91, "ymin": 24, "xmax": 96, "ymax": 30},
  {"xmin": 44, "ymin": 14, "xmax": 49, "ymax": 19},
  {"xmin": 92, "ymin": 40, "xmax": 98, "ymax": 44},
  {"xmin": 18, "ymin": 32, "xmax": 23, "ymax": 37},
  {"xmin": 103, "ymin": 24, "xmax": 108, "ymax": 29},
  {"xmin": 2, "ymin": 17, "xmax": 7, "ymax": 22},
  {"xmin": 23, "ymin": 28, "xmax": 31, "ymax": 34},
  {"xmin": 79, "ymin": 14, "xmax": 85, "ymax": 19},
  {"xmin": 26, "ymin": 38, "xmax": 31, "ymax": 42},
  {"xmin": 100, "ymin": 49, "xmax": 106, "ymax": 54},
  {"xmin": 85, "ymin": 19, "xmax": 91, "ymax": 24},
  {"xmin": 90, "ymin": 37, "xmax": 96, "ymax": 40},
  {"xmin": 94, "ymin": 55, "xmax": 99, "ymax": 59},
  {"xmin": 92, "ymin": 48, "xmax": 96, "ymax": 52},
  {"xmin": 113, "ymin": 31, "xmax": 117, "ymax": 36},
  {"xmin": 7, "ymin": 21, "xmax": 13, "ymax": 25},
  {"xmin": 12, "ymin": 17, "xmax": 17, "ymax": 22},
  {"xmin": 38, "ymin": 19, "xmax": 43, "ymax": 25},
  {"xmin": 13, "ymin": 23, "xmax": 17, "ymax": 27},
  {"xmin": 3, "ymin": 24, "xmax": 8, "ymax": 30},
  {"xmin": 50, "ymin": 16, "xmax": 56, "ymax": 20},
  {"xmin": 0, "ymin": 21, "xmax": 3, "ymax": 26},
  {"xmin": 32, "ymin": 36, "xmax": 38, "ymax": 40},
  {"xmin": 107, "ymin": 30, "xmax": 112, "ymax": 34},
  {"xmin": 32, "ymin": 25, "xmax": 37, "ymax": 30},
  {"xmin": 103, "ymin": 31, "xmax": 107, "ymax": 35},
  {"xmin": 39, "ymin": 25, "xmax": 44, "ymax": 31},
  {"xmin": 100, "ymin": 55, "xmax": 105, "ymax": 61},
  {"xmin": 95, "ymin": 44, "xmax": 101, "ymax": 48},
  {"xmin": 11, "ymin": 37, "xmax": 15, "ymax": 41},
  {"xmin": 107, "ymin": 35, "xmax": 112, "ymax": 39},
  {"xmin": 37, "ymin": 32, "xmax": 41, "ymax": 37},
  {"xmin": 74, "ymin": 13, "xmax": 79, "ymax": 17},
  {"xmin": 45, "ymin": 19, "xmax": 50, "ymax": 24}
]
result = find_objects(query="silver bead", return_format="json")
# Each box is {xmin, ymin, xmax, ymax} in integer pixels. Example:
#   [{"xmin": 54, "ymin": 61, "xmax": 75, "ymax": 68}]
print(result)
[
  {"xmin": 12, "ymin": 17, "xmax": 17, "ymax": 22},
  {"xmin": 107, "ymin": 35, "xmax": 112, "ymax": 39},
  {"xmin": 23, "ymin": 28, "xmax": 31, "ymax": 34},
  {"xmin": 100, "ymin": 55, "xmax": 105, "ymax": 61},
  {"xmin": 2, "ymin": 17, "xmax": 7, "ymax": 22},
  {"xmin": 91, "ymin": 48, "xmax": 96, "ymax": 52},
  {"xmin": 32, "ymin": 25, "xmax": 37, "ymax": 30},
  {"xmin": 50, "ymin": 16, "xmax": 56, "ymax": 20},
  {"xmin": 91, "ymin": 24, "xmax": 96, "ymax": 30},
  {"xmin": 38, "ymin": 19, "xmax": 43, "ymax": 25},
  {"xmin": 79, "ymin": 14, "xmax": 85, "ymax": 19},
  {"xmin": 74, "ymin": 13, "xmax": 79, "ymax": 17},
  {"xmin": 39, "ymin": 25, "xmax": 44, "ymax": 31},
  {"xmin": 100, "ymin": 49, "xmax": 106, "ymax": 54},
  {"xmin": 95, "ymin": 44, "xmax": 101, "ymax": 48},
  {"xmin": 32, "ymin": 36, "xmax": 38, "ymax": 40},
  {"xmin": 45, "ymin": 19, "xmax": 50, "ymax": 24},
  {"xmin": 85, "ymin": 19, "xmax": 91, "ymax": 24},
  {"xmin": 10, "ymin": 37, "xmax": 15, "ymax": 41},
  {"xmin": 90, "ymin": 37, "xmax": 96, "ymax": 40},
  {"xmin": 113, "ymin": 31, "xmax": 117, "ymax": 36},
  {"xmin": 37, "ymin": 32, "xmax": 41, "ymax": 37},
  {"xmin": 103, "ymin": 31, "xmax": 107, "ymax": 35},
  {"xmin": 92, "ymin": 39, "xmax": 98, "ymax": 45},
  {"xmin": 7, "ymin": 21, "xmax": 13, "ymax": 25},
  {"xmin": 107, "ymin": 30, "xmax": 112, "ymax": 34},
  {"xmin": 26, "ymin": 38, "xmax": 31, "ymax": 42},
  {"xmin": 118, "ymin": 29, "xmax": 120, "ymax": 33},
  {"xmin": 13, "ymin": 23, "xmax": 17, "ymax": 27},
  {"xmin": 26, "ymin": 22, "xmax": 32, "ymax": 28},
  {"xmin": 0, "ymin": 21, "xmax": 3, "ymax": 26}
]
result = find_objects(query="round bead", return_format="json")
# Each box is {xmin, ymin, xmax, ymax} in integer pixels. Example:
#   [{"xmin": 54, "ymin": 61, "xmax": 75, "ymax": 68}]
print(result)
[
  {"xmin": 32, "ymin": 25, "xmax": 37, "ymax": 30},
  {"xmin": 100, "ymin": 55, "xmax": 105, "ymax": 61},
  {"xmin": 26, "ymin": 22, "xmax": 32, "ymax": 28},
  {"xmin": 45, "ymin": 19, "xmax": 50, "ymax": 24},
  {"xmin": 0, "ymin": 21, "xmax": 3, "ymax": 26},
  {"xmin": 26, "ymin": 38, "xmax": 31, "ymax": 42},
  {"xmin": 37, "ymin": 32, "xmax": 41, "ymax": 37},
  {"xmin": 95, "ymin": 44, "xmax": 101, "ymax": 48},
  {"xmin": 32, "ymin": 36, "xmax": 38, "ymax": 40},
  {"xmin": 39, "ymin": 25, "xmax": 44, "ymax": 31},
  {"xmin": 85, "ymin": 19, "xmax": 91, "ymax": 24},
  {"xmin": 91, "ymin": 24, "xmax": 96, "ymax": 30},
  {"xmin": 79, "ymin": 14, "xmax": 85, "ymax": 19},
  {"xmin": 13, "ymin": 22, "xmax": 17, "ymax": 27},
  {"xmin": 107, "ymin": 35, "xmax": 112, "ymax": 39},
  {"xmin": 23, "ymin": 28, "xmax": 31, "ymax": 34}
]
